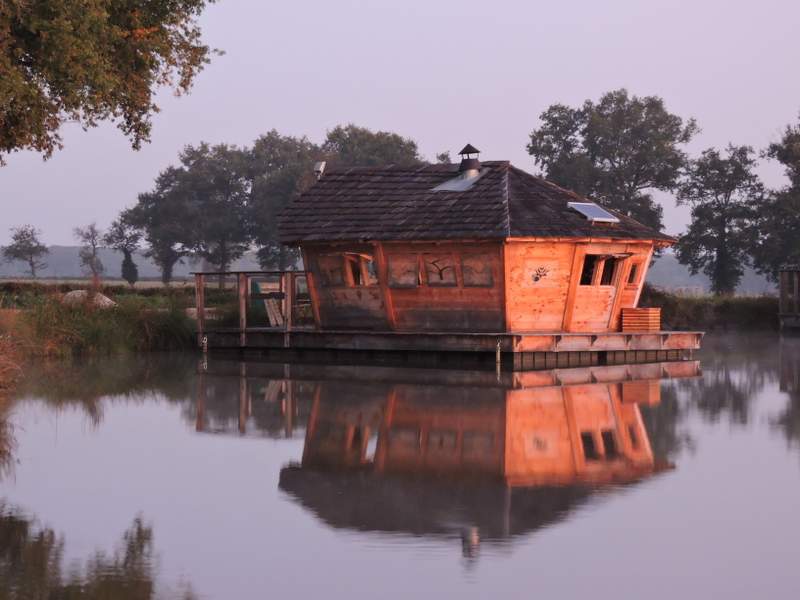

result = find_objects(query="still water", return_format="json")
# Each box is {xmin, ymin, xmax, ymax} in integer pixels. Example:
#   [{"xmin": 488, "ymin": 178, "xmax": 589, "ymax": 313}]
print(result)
[{"xmin": 1, "ymin": 334, "xmax": 799, "ymax": 599}]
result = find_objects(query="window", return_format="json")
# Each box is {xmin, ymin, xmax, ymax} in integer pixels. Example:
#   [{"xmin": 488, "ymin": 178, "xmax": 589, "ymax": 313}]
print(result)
[
  {"xmin": 462, "ymin": 254, "xmax": 494, "ymax": 287},
  {"xmin": 580, "ymin": 255, "xmax": 599, "ymax": 285},
  {"xmin": 601, "ymin": 430, "xmax": 618, "ymax": 458},
  {"xmin": 320, "ymin": 252, "xmax": 378, "ymax": 288},
  {"xmin": 628, "ymin": 424, "xmax": 640, "ymax": 450},
  {"xmin": 600, "ymin": 258, "xmax": 618, "ymax": 286},
  {"xmin": 428, "ymin": 430, "xmax": 458, "ymax": 453},
  {"xmin": 581, "ymin": 432, "xmax": 599, "ymax": 460},
  {"xmin": 318, "ymin": 255, "xmax": 345, "ymax": 287},
  {"xmin": 345, "ymin": 254, "xmax": 362, "ymax": 286},
  {"xmin": 423, "ymin": 254, "xmax": 457, "ymax": 287},
  {"xmin": 388, "ymin": 254, "xmax": 421, "ymax": 288},
  {"xmin": 462, "ymin": 431, "xmax": 494, "ymax": 457},
  {"xmin": 627, "ymin": 263, "xmax": 640, "ymax": 285}
]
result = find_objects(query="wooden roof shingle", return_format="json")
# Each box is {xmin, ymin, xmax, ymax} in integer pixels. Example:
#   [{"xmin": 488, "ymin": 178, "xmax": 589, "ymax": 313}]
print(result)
[{"xmin": 278, "ymin": 161, "xmax": 674, "ymax": 244}]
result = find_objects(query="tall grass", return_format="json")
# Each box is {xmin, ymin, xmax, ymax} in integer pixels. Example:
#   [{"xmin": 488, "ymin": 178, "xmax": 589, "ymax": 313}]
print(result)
[{"xmin": 17, "ymin": 295, "xmax": 195, "ymax": 358}]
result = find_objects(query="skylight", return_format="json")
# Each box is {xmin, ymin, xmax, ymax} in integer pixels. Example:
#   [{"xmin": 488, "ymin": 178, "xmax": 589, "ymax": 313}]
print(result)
[{"xmin": 567, "ymin": 202, "xmax": 620, "ymax": 224}]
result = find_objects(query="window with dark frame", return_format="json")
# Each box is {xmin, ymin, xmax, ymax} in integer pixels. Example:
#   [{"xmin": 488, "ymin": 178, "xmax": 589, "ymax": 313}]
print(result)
[
  {"xmin": 579, "ymin": 255, "xmax": 599, "ymax": 285},
  {"xmin": 581, "ymin": 432, "xmax": 599, "ymax": 460},
  {"xmin": 628, "ymin": 263, "xmax": 640, "ymax": 285},
  {"xmin": 599, "ymin": 258, "xmax": 617, "ymax": 286}
]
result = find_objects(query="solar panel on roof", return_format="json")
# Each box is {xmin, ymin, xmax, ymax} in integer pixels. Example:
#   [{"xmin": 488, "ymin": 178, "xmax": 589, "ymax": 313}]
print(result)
[{"xmin": 567, "ymin": 202, "xmax": 620, "ymax": 223}]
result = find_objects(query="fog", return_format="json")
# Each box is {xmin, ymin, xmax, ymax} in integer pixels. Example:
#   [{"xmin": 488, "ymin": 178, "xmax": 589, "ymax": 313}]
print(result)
[{"xmin": 1, "ymin": 0, "xmax": 798, "ymax": 244}]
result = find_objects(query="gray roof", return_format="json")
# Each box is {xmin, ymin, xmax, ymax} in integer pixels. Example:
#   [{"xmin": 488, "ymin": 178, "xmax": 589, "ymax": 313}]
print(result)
[{"xmin": 278, "ymin": 161, "xmax": 674, "ymax": 244}]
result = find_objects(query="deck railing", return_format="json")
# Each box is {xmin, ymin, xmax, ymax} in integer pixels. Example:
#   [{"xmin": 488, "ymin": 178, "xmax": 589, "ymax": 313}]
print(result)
[{"xmin": 193, "ymin": 271, "xmax": 316, "ymax": 344}]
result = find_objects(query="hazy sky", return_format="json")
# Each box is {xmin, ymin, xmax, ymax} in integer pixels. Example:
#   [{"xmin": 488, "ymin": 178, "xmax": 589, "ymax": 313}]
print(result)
[{"xmin": 2, "ymin": 0, "xmax": 799, "ymax": 245}]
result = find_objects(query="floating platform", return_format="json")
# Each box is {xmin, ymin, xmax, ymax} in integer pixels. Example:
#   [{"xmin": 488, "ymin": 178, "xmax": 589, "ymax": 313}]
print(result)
[{"xmin": 200, "ymin": 327, "xmax": 703, "ymax": 371}]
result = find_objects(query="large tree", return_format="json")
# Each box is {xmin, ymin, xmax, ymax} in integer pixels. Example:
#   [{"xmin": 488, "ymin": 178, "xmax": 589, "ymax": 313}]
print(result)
[
  {"xmin": 125, "ymin": 168, "xmax": 193, "ymax": 285},
  {"xmin": 751, "ymin": 117, "xmax": 800, "ymax": 279},
  {"xmin": 322, "ymin": 124, "xmax": 423, "ymax": 169},
  {"xmin": 675, "ymin": 145, "xmax": 763, "ymax": 295},
  {"xmin": 527, "ymin": 89, "xmax": 698, "ymax": 230},
  {"xmin": 247, "ymin": 130, "xmax": 322, "ymax": 269},
  {"xmin": 0, "ymin": 0, "xmax": 216, "ymax": 164},
  {"xmin": 247, "ymin": 124, "xmax": 424, "ymax": 269},
  {"xmin": 2, "ymin": 225, "xmax": 48, "ymax": 278},
  {"xmin": 104, "ymin": 217, "xmax": 142, "ymax": 287},
  {"xmin": 179, "ymin": 143, "xmax": 252, "ymax": 281}
]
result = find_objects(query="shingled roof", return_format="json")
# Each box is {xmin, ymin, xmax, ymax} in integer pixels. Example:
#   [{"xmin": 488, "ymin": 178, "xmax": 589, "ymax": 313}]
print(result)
[{"xmin": 278, "ymin": 161, "xmax": 674, "ymax": 244}]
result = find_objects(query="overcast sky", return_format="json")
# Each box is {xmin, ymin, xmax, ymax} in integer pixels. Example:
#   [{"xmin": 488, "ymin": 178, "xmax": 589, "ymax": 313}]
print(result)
[{"xmin": 2, "ymin": 0, "xmax": 799, "ymax": 245}]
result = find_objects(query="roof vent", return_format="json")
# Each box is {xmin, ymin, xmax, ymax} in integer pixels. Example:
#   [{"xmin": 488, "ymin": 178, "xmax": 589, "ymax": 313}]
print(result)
[
  {"xmin": 458, "ymin": 143, "xmax": 481, "ymax": 175},
  {"xmin": 432, "ymin": 143, "xmax": 485, "ymax": 192},
  {"xmin": 313, "ymin": 161, "xmax": 326, "ymax": 179}
]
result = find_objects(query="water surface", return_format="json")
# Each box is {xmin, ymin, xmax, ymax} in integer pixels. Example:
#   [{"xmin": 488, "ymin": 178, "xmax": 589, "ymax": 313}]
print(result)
[{"xmin": 1, "ymin": 334, "xmax": 798, "ymax": 599}]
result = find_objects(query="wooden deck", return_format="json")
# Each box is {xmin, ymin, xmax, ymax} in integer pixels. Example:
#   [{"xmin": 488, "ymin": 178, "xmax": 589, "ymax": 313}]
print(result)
[{"xmin": 200, "ymin": 327, "xmax": 702, "ymax": 371}]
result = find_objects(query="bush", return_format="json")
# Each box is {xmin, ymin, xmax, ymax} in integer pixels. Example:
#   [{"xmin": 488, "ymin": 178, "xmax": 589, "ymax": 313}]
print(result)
[{"xmin": 640, "ymin": 284, "xmax": 779, "ymax": 331}]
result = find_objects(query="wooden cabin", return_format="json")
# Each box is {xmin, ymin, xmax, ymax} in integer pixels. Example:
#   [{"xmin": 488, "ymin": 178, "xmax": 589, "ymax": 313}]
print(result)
[
  {"xmin": 279, "ymin": 145, "xmax": 674, "ymax": 335},
  {"xmin": 780, "ymin": 265, "xmax": 800, "ymax": 330}
]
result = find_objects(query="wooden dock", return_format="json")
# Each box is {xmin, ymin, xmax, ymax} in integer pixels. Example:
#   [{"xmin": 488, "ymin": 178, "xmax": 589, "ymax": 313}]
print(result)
[{"xmin": 194, "ymin": 271, "xmax": 702, "ymax": 371}]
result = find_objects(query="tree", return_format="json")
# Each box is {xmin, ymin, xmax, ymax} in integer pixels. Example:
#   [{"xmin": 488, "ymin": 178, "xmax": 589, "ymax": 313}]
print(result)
[
  {"xmin": 0, "ymin": 0, "xmax": 216, "ymax": 164},
  {"xmin": 527, "ymin": 89, "xmax": 698, "ymax": 230},
  {"xmin": 125, "ymin": 168, "xmax": 193, "ymax": 285},
  {"xmin": 1, "ymin": 225, "xmax": 48, "ymax": 278},
  {"xmin": 675, "ymin": 145, "xmax": 763, "ymax": 295},
  {"xmin": 247, "ymin": 124, "xmax": 423, "ymax": 270},
  {"xmin": 104, "ymin": 218, "xmax": 142, "ymax": 287},
  {"xmin": 179, "ymin": 143, "xmax": 252, "ymax": 284},
  {"xmin": 322, "ymin": 124, "xmax": 423, "ymax": 168},
  {"xmin": 751, "ymin": 117, "xmax": 800, "ymax": 279},
  {"xmin": 74, "ymin": 223, "xmax": 105, "ymax": 285},
  {"xmin": 247, "ymin": 130, "xmax": 322, "ymax": 269}
]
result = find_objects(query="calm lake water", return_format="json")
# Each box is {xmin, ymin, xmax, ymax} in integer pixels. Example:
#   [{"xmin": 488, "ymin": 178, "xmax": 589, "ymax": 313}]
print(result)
[{"xmin": 1, "ymin": 334, "xmax": 799, "ymax": 599}]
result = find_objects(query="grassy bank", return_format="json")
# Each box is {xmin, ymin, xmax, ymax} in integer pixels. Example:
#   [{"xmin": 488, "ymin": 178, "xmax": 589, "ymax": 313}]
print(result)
[
  {"xmin": 9, "ymin": 295, "xmax": 195, "ymax": 358},
  {"xmin": 640, "ymin": 285, "xmax": 779, "ymax": 332}
]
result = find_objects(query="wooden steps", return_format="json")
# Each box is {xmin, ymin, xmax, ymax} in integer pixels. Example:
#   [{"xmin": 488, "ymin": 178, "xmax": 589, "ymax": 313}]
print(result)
[{"xmin": 621, "ymin": 308, "xmax": 661, "ymax": 332}]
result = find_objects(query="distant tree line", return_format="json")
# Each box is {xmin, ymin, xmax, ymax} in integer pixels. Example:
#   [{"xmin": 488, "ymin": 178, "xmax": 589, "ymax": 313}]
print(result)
[{"xmin": 3, "ymin": 92, "xmax": 800, "ymax": 296}]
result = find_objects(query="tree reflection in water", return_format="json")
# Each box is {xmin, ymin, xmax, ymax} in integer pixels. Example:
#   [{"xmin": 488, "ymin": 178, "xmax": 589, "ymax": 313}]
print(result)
[{"xmin": 0, "ymin": 506, "xmax": 195, "ymax": 599}]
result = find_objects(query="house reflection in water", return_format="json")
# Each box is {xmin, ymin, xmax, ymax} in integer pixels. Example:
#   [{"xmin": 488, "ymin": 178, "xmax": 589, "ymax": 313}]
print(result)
[
  {"xmin": 266, "ymin": 360, "xmax": 700, "ymax": 556},
  {"xmin": 190, "ymin": 359, "xmax": 698, "ymax": 555}
]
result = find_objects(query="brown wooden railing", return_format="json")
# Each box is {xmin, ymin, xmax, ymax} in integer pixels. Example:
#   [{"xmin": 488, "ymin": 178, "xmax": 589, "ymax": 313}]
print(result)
[{"xmin": 193, "ymin": 271, "xmax": 316, "ymax": 344}]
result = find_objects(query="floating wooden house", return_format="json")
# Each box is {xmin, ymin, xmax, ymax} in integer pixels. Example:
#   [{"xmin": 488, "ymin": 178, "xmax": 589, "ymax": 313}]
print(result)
[{"xmin": 195, "ymin": 145, "xmax": 702, "ymax": 368}]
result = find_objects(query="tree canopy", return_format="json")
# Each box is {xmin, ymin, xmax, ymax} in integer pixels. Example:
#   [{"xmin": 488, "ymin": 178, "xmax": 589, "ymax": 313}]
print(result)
[
  {"xmin": 675, "ymin": 145, "xmax": 764, "ymax": 295},
  {"xmin": 527, "ymin": 89, "xmax": 698, "ymax": 230},
  {"xmin": 0, "ymin": 0, "xmax": 215, "ymax": 164},
  {"xmin": 1, "ymin": 225, "xmax": 48, "ymax": 278},
  {"xmin": 751, "ymin": 118, "xmax": 800, "ymax": 278}
]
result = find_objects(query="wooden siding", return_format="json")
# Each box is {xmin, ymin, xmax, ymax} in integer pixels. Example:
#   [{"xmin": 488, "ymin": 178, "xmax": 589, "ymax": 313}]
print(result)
[
  {"xmin": 304, "ymin": 244, "xmax": 389, "ymax": 330},
  {"xmin": 302, "ymin": 238, "xmax": 655, "ymax": 334},
  {"xmin": 382, "ymin": 241, "xmax": 505, "ymax": 332},
  {"xmin": 504, "ymin": 241, "xmax": 574, "ymax": 331}
]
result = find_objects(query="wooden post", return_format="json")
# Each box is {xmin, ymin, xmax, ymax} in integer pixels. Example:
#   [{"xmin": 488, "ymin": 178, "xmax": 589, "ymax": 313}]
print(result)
[
  {"xmin": 238, "ymin": 272, "xmax": 247, "ymax": 347},
  {"xmin": 794, "ymin": 271, "xmax": 799, "ymax": 315},
  {"xmin": 194, "ymin": 273, "xmax": 205, "ymax": 347},
  {"xmin": 283, "ymin": 272, "xmax": 294, "ymax": 349},
  {"xmin": 238, "ymin": 362, "xmax": 247, "ymax": 434}
]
